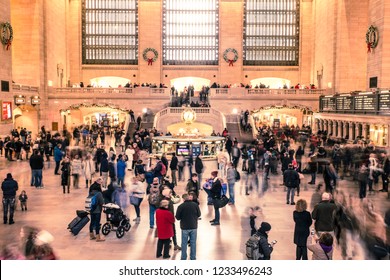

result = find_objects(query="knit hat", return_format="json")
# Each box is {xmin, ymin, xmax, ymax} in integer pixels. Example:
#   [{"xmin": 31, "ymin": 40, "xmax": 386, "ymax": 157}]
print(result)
[
  {"xmin": 259, "ymin": 222, "xmax": 272, "ymax": 232},
  {"xmin": 211, "ymin": 171, "xmax": 218, "ymax": 177},
  {"xmin": 6, "ymin": 173, "xmax": 12, "ymax": 179}
]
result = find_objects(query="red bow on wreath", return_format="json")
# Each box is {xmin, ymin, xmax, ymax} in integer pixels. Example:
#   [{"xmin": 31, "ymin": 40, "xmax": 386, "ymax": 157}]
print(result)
[
  {"xmin": 228, "ymin": 59, "xmax": 234, "ymax": 66},
  {"xmin": 367, "ymin": 42, "xmax": 372, "ymax": 53},
  {"xmin": 148, "ymin": 58, "xmax": 154, "ymax": 65},
  {"xmin": 6, "ymin": 41, "xmax": 11, "ymax": 50}
]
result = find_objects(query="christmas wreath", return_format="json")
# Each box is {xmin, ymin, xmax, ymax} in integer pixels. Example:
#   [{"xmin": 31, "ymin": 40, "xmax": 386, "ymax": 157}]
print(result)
[
  {"xmin": 223, "ymin": 48, "xmax": 238, "ymax": 66},
  {"xmin": 1, "ymin": 22, "xmax": 13, "ymax": 50},
  {"xmin": 142, "ymin": 48, "xmax": 158, "ymax": 65},
  {"xmin": 366, "ymin": 25, "xmax": 378, "ymax": 53}
]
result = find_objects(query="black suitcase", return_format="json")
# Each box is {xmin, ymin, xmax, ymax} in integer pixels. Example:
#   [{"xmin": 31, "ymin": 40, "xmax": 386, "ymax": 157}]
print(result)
[
  {"xmin": 67, "ymin": 216, "xmax": 81, "ymax": 230},
  {"xmin": 69, "ymin": 216, "xmax": 90, "ymax": 235}
]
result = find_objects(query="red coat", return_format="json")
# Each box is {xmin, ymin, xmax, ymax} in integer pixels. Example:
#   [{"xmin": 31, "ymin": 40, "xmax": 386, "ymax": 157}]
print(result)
[{"xmin": 156, "ymin": 208, "xmax": 175, "ymax": 239}]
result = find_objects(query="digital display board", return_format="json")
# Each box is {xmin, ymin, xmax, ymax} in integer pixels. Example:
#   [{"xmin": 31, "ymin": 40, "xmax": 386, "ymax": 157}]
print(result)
[
  {"xmin": 379, "ymin": 93, "xmax": 390, "ymax": 111},
  {"xmin": 336, "ymin": 96, "xmax": 353, "ymax": 111},
  {"xmin": 354, "ymin": 94, "xmax": 376, "ymax": 111},
  {"xmin": 320, "ymin": 97, "xmax": 336, "ymax": 111}
]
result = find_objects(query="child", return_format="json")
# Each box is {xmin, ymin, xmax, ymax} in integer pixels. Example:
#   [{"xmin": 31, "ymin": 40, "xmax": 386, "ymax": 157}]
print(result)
[{"xmin": 19, "ymin": 190, "xmax": 28, "ymax": 211}]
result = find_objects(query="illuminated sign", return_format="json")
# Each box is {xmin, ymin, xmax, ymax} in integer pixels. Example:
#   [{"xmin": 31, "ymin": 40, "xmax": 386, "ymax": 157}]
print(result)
[{"xmin": 1, "ymin": 101, "xmax": 12, "ymax": 121}]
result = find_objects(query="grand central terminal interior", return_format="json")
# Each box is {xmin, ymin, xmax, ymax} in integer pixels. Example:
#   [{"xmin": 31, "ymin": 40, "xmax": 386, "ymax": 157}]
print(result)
[{"xmin": 0, "ymin": 0, "xmax": 389, "ymax": 261}]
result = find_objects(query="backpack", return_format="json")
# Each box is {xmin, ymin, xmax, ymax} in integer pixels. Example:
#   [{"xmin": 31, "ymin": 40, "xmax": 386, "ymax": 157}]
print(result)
[
  {"xmin": 160, "ymin": 162, "xmax": 167, "ymax": 176},
  {"xmin": 235, "ymin": 169, "xmax": 241, "ymax": 181},
  {"xmin": 85, "ymin": 193, "xmax": 98, "ymax": 212},
  {"xmin": 148, "ymin": 186, "xmax": 160, "ymax": 207},
  {"xmin": 246, "ymin": 233, "xmax": 264, "ymax": 260}
]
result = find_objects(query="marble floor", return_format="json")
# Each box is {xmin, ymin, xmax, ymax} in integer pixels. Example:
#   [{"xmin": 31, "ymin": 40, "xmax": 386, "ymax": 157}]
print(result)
[{"xmin": 0, "ymin": 144, "xmax": 389, "ymax": 260}]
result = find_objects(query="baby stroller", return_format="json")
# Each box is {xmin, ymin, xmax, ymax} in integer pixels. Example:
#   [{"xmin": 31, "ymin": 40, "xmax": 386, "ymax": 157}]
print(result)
[{"xmin": 101, "ymin": 203, "xmax": 131, "ymax": 238}]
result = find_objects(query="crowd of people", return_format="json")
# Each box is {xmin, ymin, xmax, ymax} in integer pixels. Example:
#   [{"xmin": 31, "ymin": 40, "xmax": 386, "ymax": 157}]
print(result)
[{"xmin": 1, "ymin": 120, "xmax": 389, "ymax": 260}]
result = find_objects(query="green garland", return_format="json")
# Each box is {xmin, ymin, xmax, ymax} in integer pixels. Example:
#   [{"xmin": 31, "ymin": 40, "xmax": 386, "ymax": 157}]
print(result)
[
  {"xmin": 143, "ymin": 48, "xmax": 158, "ymax": 64},
  {"xmin": 223, "ymin": 48, "xmax": 238, "ymax": 63},
  {"xmin": 366, "ymin": 25, "xmax": 378, "ymax": 49},
  {"xmin": 1, "ymin": 22, "xmax": 13, "ymax": 49}
]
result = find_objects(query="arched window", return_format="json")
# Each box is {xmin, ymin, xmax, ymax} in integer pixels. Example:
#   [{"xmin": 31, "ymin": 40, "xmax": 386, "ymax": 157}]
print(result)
[
  {"xmin": 82, "ymin": 0, "xmax": 138, "ymax": 64},
  {"xmin": 162, "ymin": 0, "xmax": 219, "ymax": 65},
  {"xmin": 243, "ymin": 0, "xmax": 300, "ymax": 66}
]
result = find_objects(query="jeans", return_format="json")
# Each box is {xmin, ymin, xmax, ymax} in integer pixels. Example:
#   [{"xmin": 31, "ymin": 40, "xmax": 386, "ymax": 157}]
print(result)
[
  {"xmin": 228, "ymin": 182, "xmax": 235, "ymax": 204},
  {"xmin": 73, "ymin": 174, "xmax": 80, "ymax": 188},
  {"xmin": 286, "ymin": 187, "xmax": 296, "ymax": 203},
  {"xmin": 3, "ymin": 197, "xmax": 16, "ymax": 223},
  {"xmin": 133, "ymin": 198, "xmax": 143, "ymax": 217},
  {"xmin": 32, "ymin": 169, "xmax": 43, "ymax": 187},
  {"xmin": 149, "ymin": 204, "xmax": 157, "ymax": 227},
  {"xmin": 203, "ymin": 188, "xmax": 213, "ymax": 203},
  {"xmin": 89, "ymin": 212, "xmax": 102, "ymax": 234},
  {"xmin": 310, "ymin": 172, "xmax": 316, "ymax": 183},
  {"xmin": 181, "ymin": 229, "xmax": 197, "ymax": 260},
  {"xmin": 117, "ymin": 176, "xmax": 124, "ymax": 187}
]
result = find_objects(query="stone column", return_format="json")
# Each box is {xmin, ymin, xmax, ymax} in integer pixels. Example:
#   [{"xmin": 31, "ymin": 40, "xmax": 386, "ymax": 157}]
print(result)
[
  {"xmin": 333, "ymin": 121, "xmax": 337, "ymax": 137},
  {"xmin": 348, "ymin": 122, "xmax": 354, "ymax": 141},
  {"xmin": 355, "ymin": 123, "xmax": 360, "ymax": 139},
  {"xmin": 338, "ymin": 121, "xmax": 343, "ymax": 138},
  {"xmin": 362, "ymin": 124, "xmax": 368, "ymax": 140}
]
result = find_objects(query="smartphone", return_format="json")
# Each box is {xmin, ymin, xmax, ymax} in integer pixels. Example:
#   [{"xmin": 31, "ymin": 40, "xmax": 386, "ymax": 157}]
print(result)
[{"xmin": 272, "ymin": 240, "xmax": 277, "ymax": 244}]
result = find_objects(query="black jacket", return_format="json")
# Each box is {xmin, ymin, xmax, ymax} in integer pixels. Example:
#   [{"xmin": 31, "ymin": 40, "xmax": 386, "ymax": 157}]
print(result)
[
  {"xmin": 312, "ymin": 200, "xmax": 337, "ymax": 231},
  {"xmin": 283, "ymin": 168, "xmax": 300, "ymax": 188},
  {"xmin": 169, "ymin": 156, "xmax": 178, "ymax": 171},
  {"xmin": 195, "ymin": 156, "xmax": 203, "ymax": 174},
  {"xmin": 293, "ymin": 210, "xmax": 312, "ymax": 246},
  {"xmin": 210, "ymin": 178, "xmax": 222, "ymax": 199},
  {"xmin": 175, "ymin": 200, "xmax": 201, "ymax": 230},
  {"xmin": 29, "ymin": 154, "xmax": 44, "ymax": 170},
  {"xmin": 1, "ymin": 178, "xmax": 19, "ymax": 198},
  {"xmin": 257, "ymin": 231, "xmax": 273, "ymax": 260}
]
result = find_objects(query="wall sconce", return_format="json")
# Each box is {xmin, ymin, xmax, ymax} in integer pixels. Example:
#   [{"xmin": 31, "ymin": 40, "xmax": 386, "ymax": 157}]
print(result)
[
  {"xmin": 48, "ymin": 80, "xmax": 53, "ymax": 87},
  {"xmin": 31, "ymin": 96, "xmax": 41, "ymax": 105},
  {"xmin": 14, "ymin": 95, "xmax": 26, "ymax": 105},
  {"xmin": 327, "ymin": 82, "xmax": 332, "ymax": 88}
]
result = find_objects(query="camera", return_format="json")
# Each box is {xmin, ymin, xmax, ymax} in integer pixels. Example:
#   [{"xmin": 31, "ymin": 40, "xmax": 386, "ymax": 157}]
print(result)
[{"xmin": 271, "ymin": 240, "xmax": 277, "ymax": 244}]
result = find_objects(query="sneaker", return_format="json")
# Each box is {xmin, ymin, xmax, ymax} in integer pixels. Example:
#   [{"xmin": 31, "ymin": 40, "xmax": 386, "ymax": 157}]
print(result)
[
  {"xmin": 291, "ymin": 202, "xmax": 296, "ymax": 205},
  {"xmin": 174, "ymin": 245, "xmax": 181, "ymax": 251},
  {"xmin": 8, "ymin": 220, "xmax": 15, "ymax": 225},
  {"xmin": 210, "ymin": 222, "xmax": 220, "ymax": 226}
]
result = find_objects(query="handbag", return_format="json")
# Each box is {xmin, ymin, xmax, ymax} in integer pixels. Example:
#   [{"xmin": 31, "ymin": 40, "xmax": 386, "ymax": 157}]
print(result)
[
  {"xmin": 171, "ymin": 194, "xmax": 181, "ymax": 204},
  {"xmin": 214, "ymin": 195, "xmax": 229, "ymax": 208},
  {"xmin": 129, "ymin": 195, "xmax": 142, "ymax": 206}
]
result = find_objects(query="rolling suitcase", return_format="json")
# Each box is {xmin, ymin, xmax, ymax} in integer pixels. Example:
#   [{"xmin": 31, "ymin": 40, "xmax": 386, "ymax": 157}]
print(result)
[{"xmin": 69, "ymin": 216, "xmax": 90, "ymax": 236}]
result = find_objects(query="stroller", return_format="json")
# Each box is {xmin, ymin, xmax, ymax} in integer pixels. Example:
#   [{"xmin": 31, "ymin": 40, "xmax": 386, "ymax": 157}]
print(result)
[{"xmin": 101, "ymin": 203, "xmax": 130, "ymax": 238}]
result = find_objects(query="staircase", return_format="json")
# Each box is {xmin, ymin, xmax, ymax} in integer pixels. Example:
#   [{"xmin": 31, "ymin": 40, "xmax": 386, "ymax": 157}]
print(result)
[
  {"xmin": 226, "ymin": 115, "xmax": 254, "ymax": 144},
  {"xmin": 126, "ymin": 120, "xmax": 154, "ymax": 135}
]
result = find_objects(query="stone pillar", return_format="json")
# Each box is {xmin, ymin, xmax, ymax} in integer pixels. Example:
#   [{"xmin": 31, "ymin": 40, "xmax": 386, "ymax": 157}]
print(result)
[
  {"xmin": 355, "ymin": 123, "xmax": 360, "ymax": 138},
  {"xmin": 333, "ymin": 121, "xmax": 337, "ymax": 137},
  {"xmin": 349, "ymin": 122, "xmax": 354, "ymax": 141},
  {"xmin": 362, "ymin": 124, "xmax": 368, "ymax": 140},
  {"xmin": 338, "ymin": 121, "xmax": 343, "ymax": 138}
]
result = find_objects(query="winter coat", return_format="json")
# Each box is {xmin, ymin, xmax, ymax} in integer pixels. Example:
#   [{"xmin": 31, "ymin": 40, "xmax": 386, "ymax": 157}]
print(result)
[
  {"xmin": 71, "ymin": 158, "xmax": 83, "ymax": 175},
  {"xmin": 210, "ymin": 178, "xmax": 222, "ymax": 199},
  {"xmin": 283, "ymin": 168, "xmax": 300, "ymax": 188},
  {"xmin": 1, "ymin": 178, "xmax": 18, "ymax": 198},
  {"xmin": 125, "ymin": 147, "xmax": 135, "ymax": 163},
  {"xmin": 83, "ymin": 158, "xmax": 95, "ymax": 180},
  {"xmin": 116, "ymin": 159, "xmax": 127, "ymax": 178},
  {"xmin": 54, "ymin": 146, "xmax": 63, "ymax": 162},
  {"xmin": 156, "ymin": 207, "xmax": 175, "ymax": 239},
  {"xmin": 195, "ymin": 156, "xmax": 203, "ymax": 174},
  {"xmin": 312, "ymin": 200, "xmax": 337, "ymax": 232},
  {"xmin": 293, "ymin": 210, "xmax": 312, "ymax": 246},
  {"xmin": 175, "ymin": 200, "xmax": 201, "ymax": 230}
]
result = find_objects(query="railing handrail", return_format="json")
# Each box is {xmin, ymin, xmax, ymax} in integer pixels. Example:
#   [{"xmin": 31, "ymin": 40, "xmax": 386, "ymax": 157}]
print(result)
[
  {"xmin": 12, "ymin": 84, "xmax": 39, "ymax": 92},
  {"xmin": 210, "ymin": 88, "xmax": 326, "ymax": 95}
]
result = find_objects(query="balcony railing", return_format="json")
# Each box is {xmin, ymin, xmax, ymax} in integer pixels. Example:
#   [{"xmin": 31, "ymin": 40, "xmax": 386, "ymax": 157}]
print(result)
[
  {"xmin": 12, "ymin": 84, "xmax": 39, "ymax": 92},
  {"xmin": 54, "ymin": 87, "xmax": 170, "ymax": 95},
  {"xmin": 210, "ymin": 88, "xmax": 326, "ymax": 96}
]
